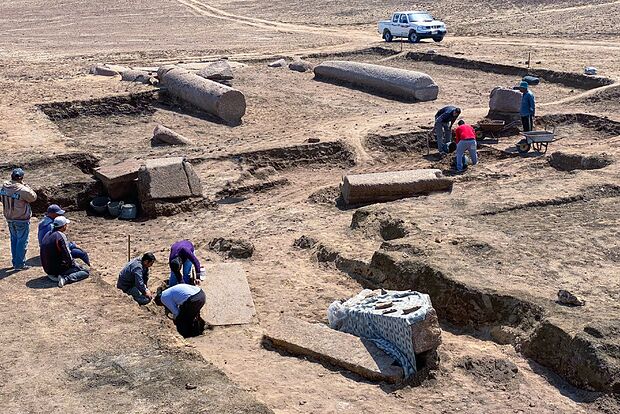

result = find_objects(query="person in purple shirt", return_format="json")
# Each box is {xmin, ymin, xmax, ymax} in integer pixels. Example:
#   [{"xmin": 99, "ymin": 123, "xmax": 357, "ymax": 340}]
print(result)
[{"xmin": 168, "ymin": 240, "xmax": 203, "ymax": 286}]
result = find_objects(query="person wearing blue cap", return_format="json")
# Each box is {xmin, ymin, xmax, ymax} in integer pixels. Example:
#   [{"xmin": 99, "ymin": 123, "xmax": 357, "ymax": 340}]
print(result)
[
  {"xmin": 37, "ymin": 204, "xmax": 90, "ymax": 266},
  {"xmin": 518, "ymin": 81, "xmax": 536, "ymax": 132},
  {"xmin": 1, "ymin": 168, "xmax": 37, "ymax": 270}
]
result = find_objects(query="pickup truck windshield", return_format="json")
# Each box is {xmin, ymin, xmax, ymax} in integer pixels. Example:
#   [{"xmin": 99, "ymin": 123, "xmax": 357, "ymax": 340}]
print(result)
[{"xmin": 408, "ymin": 13, "xmax": 433, "ymax": 22}]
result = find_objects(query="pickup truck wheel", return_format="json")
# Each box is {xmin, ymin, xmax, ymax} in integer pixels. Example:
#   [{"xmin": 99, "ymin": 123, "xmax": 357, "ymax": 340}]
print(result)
[
  {"xmin": 383, "ymin": 30, "xmax": 393, "ymax": 42},
  {"xmin": 408, "ymin": 31, "xmax": 420, "ymax": 43},
  {"xmin": 433, "ymin": 36, "xmax": 444, "ymax": 42}
]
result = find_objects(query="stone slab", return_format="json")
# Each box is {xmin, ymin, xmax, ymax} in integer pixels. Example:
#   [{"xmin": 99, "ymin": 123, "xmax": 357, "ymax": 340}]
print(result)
[
  {"xmin": 264, "ymin": 316, "xmax": 404, "ymax": 383},
  {"xmin": 183, "ymin": 161, "xmax": 203, "ymax": 196},
  {"xmin": 341, "ymin": 169, "xmax": 452, "ymax": 205},
  {"xmin": 203, "ymin": 263, "xmax": 256, "ymax": 326},
  {"xmin": 489, "ymin": 87, "xmax": 522, "ymax": 113},
  {"xmin": 138, "ymin": 157, "xmax": 192, "ymax": 200},
  {"xmin": 94, "ymin": 159, "xmax": 142, "ymax": 185}
]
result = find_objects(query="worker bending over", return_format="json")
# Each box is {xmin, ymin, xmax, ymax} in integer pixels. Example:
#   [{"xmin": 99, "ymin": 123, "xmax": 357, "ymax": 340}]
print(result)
[
  {"xmin": 155, "ymin": 284, "xmax": 206, "ymax": 338},
  {"xmin": 454, "ymin": 120, "xmax": 479, "ymax": 173},
  {"xmin": 169, "ymin": 240, "xmax": 203, "ymax": 286},
  {"xmin": 434, "ymin": 106, "xmax": 461, "ymax": 154}
]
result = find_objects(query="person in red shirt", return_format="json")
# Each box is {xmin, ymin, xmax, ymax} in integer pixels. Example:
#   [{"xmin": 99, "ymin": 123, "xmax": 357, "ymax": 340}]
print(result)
[{"xmin": 454, "ymin": 120, "xmax": 478, "ymax": 172}]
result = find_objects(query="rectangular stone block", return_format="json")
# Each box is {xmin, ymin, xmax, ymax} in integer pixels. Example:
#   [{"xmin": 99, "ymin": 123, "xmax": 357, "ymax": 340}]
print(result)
[
  {"xmin": 341, "ymin": 169, "xmax": 452, "ymax": 205},
  {"xmin": 94, "ymin": 159, "xmax": 141, "ymax": 185},
  {"xmin": 138, "ymin": 157, "xmax": 192, "ymax": 201},
  {"xmin": 264, "ymin": 316, "xmax": 403, "ymax": 383}
]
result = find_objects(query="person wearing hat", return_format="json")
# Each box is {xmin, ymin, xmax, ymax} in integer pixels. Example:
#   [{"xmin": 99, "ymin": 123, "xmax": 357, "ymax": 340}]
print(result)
[
  {"xmin": 1, "ymin": 168, "xmax": 37, "ymax": 270},
  {"xmin": 434, "ymin": 106, "xmax": 461, "ymax": 154},
  {"xmin": 117, "ymin": 252, "xmax": 156, "ymax": 305},
  {"xmin": 518, "ymin": 81, "xmax": 536, "ymax": 132},
  {"xmin": 40, "ymin": 216, "xmax": 90, "ymax": 288},
  {"xmin": 38, "ymin": 204, "xmax": 90, "ymax": 266}
]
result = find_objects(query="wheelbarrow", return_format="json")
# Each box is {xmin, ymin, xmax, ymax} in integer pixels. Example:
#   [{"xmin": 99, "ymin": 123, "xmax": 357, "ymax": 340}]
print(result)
[
  {"xmin": 475, "ymin": 119, "xmax": 521, "ymax": 140},
  {"xmin": 516, "ymin": 128, "xmax": 559, "ymax": 155}
]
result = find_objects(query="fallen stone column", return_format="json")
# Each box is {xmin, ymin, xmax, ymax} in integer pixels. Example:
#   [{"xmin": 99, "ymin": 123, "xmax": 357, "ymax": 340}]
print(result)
[
  {"xmin": 314, "ymin": 61, "xmax": 439, "ymax": 101},
  {"xmin": 158, "ymin": 67, "xmax": 246, "ymax": 123},
  {"xmin": 151, "ymin": 124, "xmax": 193, "ymax": 146},
  {"xmin": 341, "ymin": 169, "xmax": 452, "ymax": 205}
]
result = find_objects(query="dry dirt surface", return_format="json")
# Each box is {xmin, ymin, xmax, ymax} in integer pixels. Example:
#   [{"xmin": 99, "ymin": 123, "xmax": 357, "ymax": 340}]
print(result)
[{"xmin": 1, "ymin": 1, "xmax": 620, "ymax": 413}]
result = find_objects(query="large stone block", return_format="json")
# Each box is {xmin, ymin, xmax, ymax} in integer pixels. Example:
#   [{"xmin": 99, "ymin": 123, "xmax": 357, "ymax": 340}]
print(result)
[
  {"xmin": 264, "ymin": 316, "xmax": 404, "ymax": 383},
  {"xmin": 489, "ymin": 87, "xmax": 522, "ymax": 113},
  {"xmin": 94, "ymin": 159, "xmax": 141, "ymax": 200},
  {"xmin": 341, "ymin": 169, "xmax": 452, "ymax": 205},
  {"xmin": 329, "ymin": 289, "xmax": 442, "ymax": 377},
  {"xmin": 197, "ymin": 60, "xmax": 234, "ymax": 81},
  {"xmin": 138, "ymin": 157, "xmax": 195, "ymax": 201},
  {"xmin": 314, "ymin": 61, "xmax": 439, "ymax": 101}
]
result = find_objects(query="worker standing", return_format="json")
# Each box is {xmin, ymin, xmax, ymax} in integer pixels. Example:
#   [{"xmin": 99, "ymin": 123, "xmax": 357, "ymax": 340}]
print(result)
[
  {"xmin": 518, "ymin": 81, "xmax": 535, "ymax": 132},
  {"xmin": 1, "ymin": 168, "xmax": 37, "ymax": 270},
  {"xmin": 434, "ymin": 106, "xmax": 461, "ymax": 154},
  {"xmin": 454, "ymin": 120, "xmax": 479, "ymax": 173}
]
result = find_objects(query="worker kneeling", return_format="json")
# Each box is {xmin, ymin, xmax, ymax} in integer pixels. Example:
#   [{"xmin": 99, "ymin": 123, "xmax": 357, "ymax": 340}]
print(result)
[
  {"xmin": 40, "ymin": 217, "xmax": 90, "ymax": 288},
  {"xmin": 454, "ymin": 120, "xmax": 478, "ymax": 173},
  {"xmin": 117, "ymin": 253, "xmax": 156, "ymax": 305},
  {"xmin": 155, "ymin": 284, "xmax": 206, "ymax": 338}
]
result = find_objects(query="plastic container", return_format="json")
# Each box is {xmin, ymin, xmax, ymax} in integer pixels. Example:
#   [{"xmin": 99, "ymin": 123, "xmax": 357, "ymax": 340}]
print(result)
[
  {"xmin": 107, "ymin": 200, "xmax": 124, "ymax": 217},
  {"xmin": 90, "ymin": 196, "xmax": 111, "ymax": 215},
  {"xmin": 119, "ymin": 204, "xmax": 137, "ymax": 220}
]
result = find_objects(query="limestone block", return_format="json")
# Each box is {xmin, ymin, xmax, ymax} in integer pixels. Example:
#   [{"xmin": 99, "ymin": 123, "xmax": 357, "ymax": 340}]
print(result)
[
  {"xmin": 264, "ymin": 316, "xmax": 404, "ymax": 383},
  {"xmin": 341, "ymin": 169, "xmax": 452, "ymax": 205},
  {"xmin": 489, "ymin": 87, "xmax": 522, "ymax": 113}
]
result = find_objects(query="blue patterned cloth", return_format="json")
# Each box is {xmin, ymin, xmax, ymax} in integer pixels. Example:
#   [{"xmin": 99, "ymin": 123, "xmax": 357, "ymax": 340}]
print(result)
[{"xmin": 329, "ymin": 290, "xmax": 434, "ymax": 379}]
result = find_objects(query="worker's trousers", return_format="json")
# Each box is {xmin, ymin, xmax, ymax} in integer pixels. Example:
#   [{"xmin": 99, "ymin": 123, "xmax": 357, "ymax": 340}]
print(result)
[
  {"xmin": 175, "ymin": 290, "xmax": 206, "ymax": 338},
  {"xmin": 124, "ymin": 286, "xmax": 152, "ymax": 306},
  {"xmin": 169, "ymin": 258, "xmax": 193, "ymax": 286},
  {"xmin": 60, "ymin": 265, "xmax": 90, "ymax": 284},
  {"xmin": 434, "ymin": 121, "xmax": 451, "ymax": 153},
  {"xmin": 7, "ymin": 220, "xmax": 29, "ymax": 269},
  {"xmin": 456, "ymin": 139, "xmax": 478, "ymax": 172},
  {"xmin": 521, "ymin": 115, "xmax": 534, "ymax": 132}
]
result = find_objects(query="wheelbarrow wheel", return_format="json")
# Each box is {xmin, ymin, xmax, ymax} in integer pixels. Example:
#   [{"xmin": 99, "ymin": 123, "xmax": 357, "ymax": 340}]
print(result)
[{"xmin": 516, "ymin": 139, "xmax": 531, "ymax": 155}]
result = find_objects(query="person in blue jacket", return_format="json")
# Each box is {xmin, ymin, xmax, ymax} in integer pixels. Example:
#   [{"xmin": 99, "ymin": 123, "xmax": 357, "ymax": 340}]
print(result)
[{"xmin": 518, "ymin": 81, "xmax": 536, "ymax": 132}]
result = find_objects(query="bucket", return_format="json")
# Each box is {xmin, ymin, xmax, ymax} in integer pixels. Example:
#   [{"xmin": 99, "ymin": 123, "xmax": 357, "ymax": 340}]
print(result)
[
  {"xmin": 108, "ymin": 200, "xmax": 124, "ymax": 217},
  {"xmin": 90, "ymin": 196, "xmax": 111, "ymax": 215},
  {"xmin": 119, "ymin": 204, "xmax": 137, "ymax": 220}
]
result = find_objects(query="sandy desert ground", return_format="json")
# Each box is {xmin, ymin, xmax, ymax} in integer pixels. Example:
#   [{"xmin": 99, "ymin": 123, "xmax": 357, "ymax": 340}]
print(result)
[{"xmin": 1, "ymin": 1, "xmax": 619, "ymax": 413}]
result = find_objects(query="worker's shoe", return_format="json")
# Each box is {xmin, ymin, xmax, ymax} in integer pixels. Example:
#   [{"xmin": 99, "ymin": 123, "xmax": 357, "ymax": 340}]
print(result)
[{"xmin": 58, "ymin": 276, "xmax": 66, "ymax": 288}]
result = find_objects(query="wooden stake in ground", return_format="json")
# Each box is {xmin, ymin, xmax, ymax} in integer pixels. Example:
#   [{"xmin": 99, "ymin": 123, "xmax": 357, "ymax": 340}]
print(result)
[{"xmin": 127, "ymin": 234, "xmax": 131, "ymax": 262}]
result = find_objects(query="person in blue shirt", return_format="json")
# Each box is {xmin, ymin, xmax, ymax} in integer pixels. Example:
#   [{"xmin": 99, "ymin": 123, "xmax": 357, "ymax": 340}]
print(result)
[
  {"xmin": 38, "ymin": 204, "xmax": 90, "ymax": 266},
  {"xmin": 155, "ymin": 284, "xmax": 206, "ymax": 338},
  {"xmin": 434, "ymin": 106, "xmax": 461, "ymax": 154},
  {"xmin": 117, "ymin": 253, "xmax": 156, "ymax": 305},
  {"xmin": 518, "ymin": 81, "xmax": 536, "ymax": 132}
]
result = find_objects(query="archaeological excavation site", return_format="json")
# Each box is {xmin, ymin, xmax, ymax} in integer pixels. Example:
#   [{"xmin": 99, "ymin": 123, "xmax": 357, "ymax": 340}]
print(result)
[{"xmin": 0, "ymin": 1, "xmax": 619, "ymax": 413}]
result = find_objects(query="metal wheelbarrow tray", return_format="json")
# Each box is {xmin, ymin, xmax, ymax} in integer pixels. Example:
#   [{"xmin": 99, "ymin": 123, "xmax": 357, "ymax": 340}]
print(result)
[{"xmin": 516, "ymin": 129, "xmax": 558, "ymax": 154}]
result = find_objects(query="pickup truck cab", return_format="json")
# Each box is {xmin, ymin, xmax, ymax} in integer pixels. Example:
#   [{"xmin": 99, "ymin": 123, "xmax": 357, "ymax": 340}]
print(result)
[{"xmin": 378, "ymin": 11, "xmax": 447, "ymax": 43}]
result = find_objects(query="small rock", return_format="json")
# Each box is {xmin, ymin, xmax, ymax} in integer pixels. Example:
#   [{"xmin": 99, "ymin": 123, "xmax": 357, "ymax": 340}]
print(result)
[
  {"xmin": 289, "ymin": 59, "xmax": 313, "ymax": 73},
  {"xmin": 557, "ymin": 289, "xmax": 585, "ymax": 306},
  {"xmin": 307, "ymin": 137, "xmax": 320, "ymax": 143},
  {"xmin": 120, "ymin": 69, "xmax": 150, "ymax": 83},
  {"xmin": 427, "ymin": 49, "xmax": 437, "ymax": 54},
  {"xmin": 197, "ymin": 60, "xmax": 234, "ymax": 82},
  {"xmin": 185, "ymin": 383, "xmax": 197, "ymax": 390},
  {"xmin": 293, "ymin": 235, "xmax": 317, "ymax": 249},
  {"xmin": 268, "ymin": 58, "xmax": 286, "ymax": 68}
]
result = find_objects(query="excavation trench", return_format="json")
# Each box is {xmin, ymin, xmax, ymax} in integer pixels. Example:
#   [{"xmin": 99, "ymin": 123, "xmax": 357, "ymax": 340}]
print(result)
[
  {"xmin": 312, "ymin": 241, "xmax": 619, "ymax": 393},
  {"xmin": 406, "ymin": 52, "xmax": 614, "ymax": 90}
]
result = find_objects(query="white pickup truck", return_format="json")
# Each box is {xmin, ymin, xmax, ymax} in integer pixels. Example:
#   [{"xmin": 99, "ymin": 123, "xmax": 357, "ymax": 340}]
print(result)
[{"xmin": 378, "ymin": 11, "xmax": 447, "ymax": 43}]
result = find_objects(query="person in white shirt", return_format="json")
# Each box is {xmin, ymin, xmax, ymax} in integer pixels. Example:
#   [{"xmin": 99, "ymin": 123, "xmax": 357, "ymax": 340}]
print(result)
[{"xmin": 155, "ymin": 284, "xmax": 206, "ymax": 337}]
